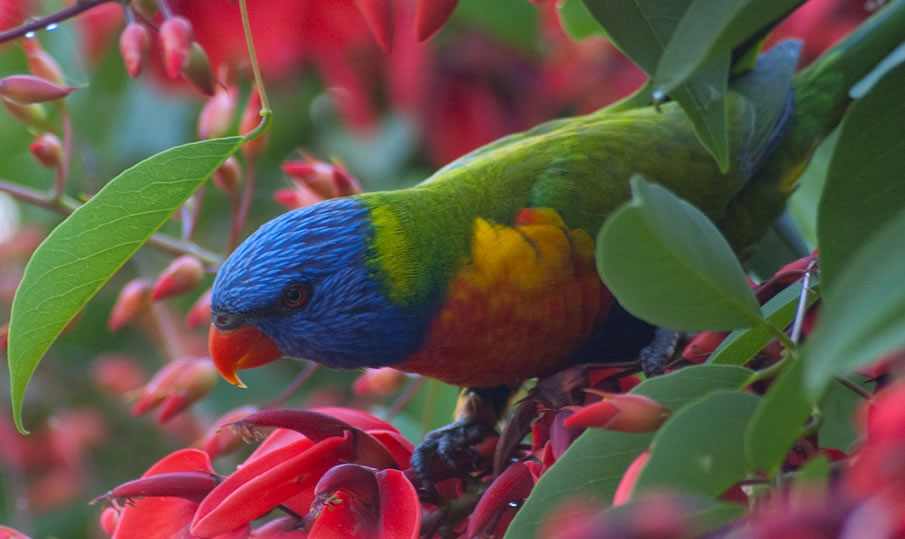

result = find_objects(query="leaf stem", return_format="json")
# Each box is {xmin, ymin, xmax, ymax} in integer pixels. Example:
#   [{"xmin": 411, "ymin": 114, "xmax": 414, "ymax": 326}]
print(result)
[
  {"xmin": 227, "ymin": 158, "xmax": 255, "ymax": 255},
  {"xmin": 264, "ymin": 362, "xmax": 319, "ymax": 409},
  {"xmin": 238, "ymin": 0, "xmax": 271, "ymax": 114},
  {"xmin": 0, "ymin": 0, "xmax": 113, "ymax": 45},
  {"xmin": 0, "ymin": 178, "xmax": 222, "ymax": 266},
  {"xmin": 790, "ymin": 260, "xmax": 818, "ymax": 344},
  {"xmin": 52, "ymin": 105, "xmax": 72, "ymax": 201}
]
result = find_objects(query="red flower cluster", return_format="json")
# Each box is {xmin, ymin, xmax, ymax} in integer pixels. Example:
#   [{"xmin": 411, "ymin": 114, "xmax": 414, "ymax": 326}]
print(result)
[{"xmin": 100, "ymin": 408, "xmax": 418, "ymax": 538}]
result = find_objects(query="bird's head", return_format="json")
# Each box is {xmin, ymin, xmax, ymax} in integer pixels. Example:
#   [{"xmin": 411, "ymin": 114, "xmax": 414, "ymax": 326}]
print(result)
[{"xmin": 208, "ymin": 197, "xmax": 426, "ymax": 387}]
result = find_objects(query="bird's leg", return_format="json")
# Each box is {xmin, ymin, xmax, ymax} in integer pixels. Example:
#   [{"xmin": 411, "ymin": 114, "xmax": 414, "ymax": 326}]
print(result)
[
  {"xmin": 412, "ymin": 384, "xmax": 514, "ymax": 494},
  {"xmin": 639, "ymin": 327, "xmax": 680, "ymax": 376}
]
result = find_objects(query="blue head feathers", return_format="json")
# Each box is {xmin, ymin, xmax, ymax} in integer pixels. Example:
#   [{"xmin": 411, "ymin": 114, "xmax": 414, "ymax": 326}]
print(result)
[{"xmin": 211, "ymin": 197, "xmax": 428, "ymax": 369}]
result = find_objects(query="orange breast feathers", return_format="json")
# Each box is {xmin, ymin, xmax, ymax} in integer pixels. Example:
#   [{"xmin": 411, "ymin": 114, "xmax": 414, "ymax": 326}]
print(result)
[{"xmin": 396, "ymin": 208, "xmax": 614, "ymax": 387}]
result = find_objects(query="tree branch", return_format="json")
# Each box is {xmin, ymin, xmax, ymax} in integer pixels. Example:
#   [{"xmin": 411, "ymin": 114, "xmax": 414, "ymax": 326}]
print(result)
[{"xmin": 0, "ymin": 0, "xmax": 115, "ymax": 45}]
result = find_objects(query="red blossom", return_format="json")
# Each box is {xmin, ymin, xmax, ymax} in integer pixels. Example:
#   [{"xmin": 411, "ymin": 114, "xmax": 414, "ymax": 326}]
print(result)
[
  {"xmin": 132, "ymin": 357, "xmax": 218, "ymax": 423},
  {"xmin": 159, "ymin": 16, "xmax": 194, "ymax": 80},
  {"xmin": 119, "ymin": 23, "xmax": 151, "ymax": 78},
  {"xmin": 565, "ymin": 393, "xmax": 670, "ymax": 432}
]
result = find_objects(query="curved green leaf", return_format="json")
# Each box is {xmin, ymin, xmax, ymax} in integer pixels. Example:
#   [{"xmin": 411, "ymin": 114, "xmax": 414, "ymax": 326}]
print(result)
[
  {"xmin": 8, "ymin": 137, "xmax": 243, "ymax": 433},
  {"xmin": 558, "ymin": 0, "xmax": 609, "ymax": 40},
  {"xmin": 653, "ymin": 0, "xmax": 803, "ymax": 93},
  {"xmin": 744, "ymin": 358, "xmax": 812, "ymax": 475},
  {"xmin": 635, "ymin": 390, "xmax": 759, "ymax": 497},
  {"xmin": 581, "ymin": 0, "xmax": 730, "ymax": 170},
  {"xmin": 710, "ymin": 280, "xmax": 819, "ymax": 366},
  {"xmin": 818, "ymin": 61, "xmax": 905, "ymax": 294},
  {"xmin": 805, "ymin": 208, "xmax": 905, "ymax": 393},
  {"xmin": 505, "ymin": 364, "xmax": 752, "ymax": 538},
  {"xmin": 597, "ymin": 177, "xmax": 761, "ymax": 331}
]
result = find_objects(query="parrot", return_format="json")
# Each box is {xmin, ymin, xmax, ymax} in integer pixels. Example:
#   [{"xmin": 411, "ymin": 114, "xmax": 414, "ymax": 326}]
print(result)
[{"xmin": 207, "ymin": 2, "xmax": 905, "ymax": 487}]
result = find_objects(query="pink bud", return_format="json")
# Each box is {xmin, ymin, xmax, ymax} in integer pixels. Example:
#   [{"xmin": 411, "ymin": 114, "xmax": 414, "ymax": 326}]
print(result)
[
  {"xmin": 352, "ymin": 367, "xmax": 407, "ymax": 395},
  {"xmin": 132, "ymin": 357, "xmax": 218, "ymax": 423},
  {"xmin": 158, "ymin": 16, "xmax": 193, "ymax": 80},
  {"xmin": 612, "ymin": 450, "xmax": 649, "ymax": 506},
  {"xmin": 0, "ymin": 526, "xmax": 30, "ymax": 539},
  {"xmin": 91, "ymin": 355, "xmax": 146, "ymax": 396},
  {"xmin": 0, "ymin": 322, "xmax": 8, "ymax": 349},
  {"xmin": 29, "ymin": 133, "xmax": 62, "ymax": 169},
  {"xmin": 0, "ymin": 74, "xmax": 76, "ymax": 104},
  {"xmin": 24, "ymin": 40, "xmax": 65, "ymax": 86},
  {"xmin": 182, "ymin": 42, "xmax": 216, "ymax": 96},
  {"xmin": 282, "ymin": 159, "xmax": 363, "ymax": 200},
  {"xmin": 681, "ymin": 331, "xmax": 729, "ymax": 364},
  {"xmin": 99, "ymin": 507, "xmax": 120, "ymax": 535},
  {"xmin": 185, "ymin": 287, "xmax": 212, "ymax": 330},
  {"xmin": 565, "ymin": 393, "xmax": 670, "ymax": 433},
  {"xmin": 151, "ymin": 256, "xmax": 204, "ymax": 301},
  {"xmin": 2, "ymin": 98, "xmax": 47, "ymax": 126},
  {"xmin": 108, "ymin": 278, "xmax": 152, "ymax": 331},
  {"xmin": 415, "ymin": 0, "xmax": 459, "ymax": 41},
  {"xmin": 119, "ymin": 23, "xmax": 151, "ymax": 78},
  {"xmin": 356, "ymin": 0, "xmax": 394, "ymax": 52},
  {"xmin": 198, "ymin": 86, "xmax": 236, "ymax": 139},
  {"xmin": 239, "ymin": 87, "xmax": 267, "ymax": 159}
]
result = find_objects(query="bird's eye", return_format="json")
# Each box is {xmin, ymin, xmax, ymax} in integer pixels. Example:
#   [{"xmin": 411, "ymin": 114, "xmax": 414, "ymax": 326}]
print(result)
[{"xmin": 281, "ymin": 284, "xmax": 310, "ymax": 309}]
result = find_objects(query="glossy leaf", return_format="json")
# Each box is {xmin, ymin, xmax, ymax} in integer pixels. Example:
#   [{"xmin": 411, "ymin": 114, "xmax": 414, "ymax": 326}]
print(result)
[
  {"xmin": 8, "ymin": 137, "xmax": 243, "ymax": 433},
  {"xmin": 634, "ymin": 390, "xmax": 759, "ymax": 497},
  {"xmin": 818, "ymin": 377, "xmax": 869, "ymax": 452},
  {"xmin": 597, "ymin": 177, "xmax": 762, "ymax": 331},
  {"xmin": 557, "ymin": 0, "xmax": 608, "ymax": 40},
  {"xmin": 817, "ymin": 61, "xmax": 905, "ymax": 294},
  {"xmin": 805, "ymin": 208, "xmax": 905, "ymax": 392},
  {"xmin": 581, "ymin": 0, "xmax": 730, "ymax": 169},
  {"xmin": 505, "ymin": 365, "xmax": 752, "ymax": 538},
  {"xmin": 710, "ymin": 281, "xmax": 819, "ymax": 366},
  {"xmin": 653, "ymin": 0, "xmax": 803, "ymax": 93},
  {"xmin": 745, "ymin": 359, "xmax": 813, "ymax": 475}
]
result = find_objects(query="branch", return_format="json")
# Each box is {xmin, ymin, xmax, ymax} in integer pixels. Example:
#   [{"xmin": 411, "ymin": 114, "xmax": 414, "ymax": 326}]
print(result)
[
  {"xmin": 0, "ymin": 178, "xmax": 223, "ymax": 266},
  {"xmin": 0, "ymin": 0, "xmax": 115, "ymax": 45}
]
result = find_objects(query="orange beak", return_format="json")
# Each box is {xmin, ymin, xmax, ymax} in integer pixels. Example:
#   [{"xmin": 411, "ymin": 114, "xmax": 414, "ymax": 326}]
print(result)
[{"xmin": 208, "ymin": 323, "xmax": 284, "ymax": 388}]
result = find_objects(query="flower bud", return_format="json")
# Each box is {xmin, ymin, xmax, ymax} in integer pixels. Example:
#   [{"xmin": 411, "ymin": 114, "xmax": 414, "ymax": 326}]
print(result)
[
  {"xmin": 0, "ymin": 322, "xmax": 8, "ymax": 349},
  {"xmin": 2, "ymin": 98, "xmax": 47, "ymax": 126},
  {"xmin": 612, "ymin": 450, "xmax": 649, "ymax": 506},
  {"xmin": 151, "ymin": 256, "xmax": 204, "ymax": 301},
  {"xmin": 99, "ymin": 507, "xmax": 120, "ymax": 536},
  {"xmin": 198, "ymin": 86, "xmax": 236, "ymax": 139},
  {"xmin": 92, "ymin": 355, "xmax": 146, "ymax": 396},
  {"xmin": 0, "ymin": 74, "xmax": 76, "ymax": 104},
  {"xmin": 119, "ymin": 23, "xmax": 151, "ymax": 78},
  {"xmin": 182, "ymin": 42, "xmax": 216, "ymax": 96},
  {"xmin": 0, "ymin": 526, "xmax": 30, "ymax": 539},
  {"xmin": 130, "ymin": 0, "xmax": 159, "ymax": 19},
  {"xmin": 211, "ymin": 157, "xmax": 241, "ymax": 196},
  {"xmin": 681, "ymin": 331, "xmax": 729, "ymax": 364},
  {"xmin": 108, "ymin": 278, "xmax": 152, "ymax": 331},
  {"xmin": 29, "ymin": 133, "xmax": 63, "ymax": 169},
  {"xmin": 352, "ymin": 367, "xmax": 407, "ymax": 395},
  {"xmin": 564, "ymin": 393, "xmax": 670, "ymax": 432},
  {"xmin": 356, "ymin": 0, "xmax": 394, "ymax": 52},
  {"xmin": 239, "ymin": 87, "xmax": 267, "ymax": 159},
  {"xmin": 132, "ymin": 357, "xmax": 218, "ymax": 423},
  {"xmin": 158, "ymin": 16, "xmax": 193, "ymax": 80},
  {"xmin": 415, "ymin": 0, "xmax": 459, "ymax": 41},
  {"xmin": 24, "ymin": 40, "xmax": 65, "ymax": 86},
  {"xmin": 185, "ymin": 287, "xmax": 212, "ymax": 330},
  {"xmin": 282, "ymin": 159, "xmax": 362, "ymax": 199}
]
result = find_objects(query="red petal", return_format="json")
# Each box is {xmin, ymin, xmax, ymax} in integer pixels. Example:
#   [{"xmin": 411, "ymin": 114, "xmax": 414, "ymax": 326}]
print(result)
[
  {"xmin": 314, "ymin": 407, "xmax": 401, "ymax": 434},
  {"xmin": 612, "ymin": 451, "xmax": 649, "ymax": 506},
  {"xmin": 356, "ymin": 0, "xmax": 394, "ymax": 52},
  {"xmin": 375, "ymin": 469, "xmax": 420, "ymax": 538},
  {"xmin": 414, "ymin": 0, "xmax": 458, "ymax": 41},
  {"xmin": 191, "ymin": 437, "xmax": 344, "ymax": 537},
  {"xmin": 250, "ymin": 517, "xmax": 309, "ymax": 538},
  {"xmin": 562, "ymin": 400, "xmax": 619, "ymax": 429},
  {"xmin": 466, "ymin": 462, "xmax": 536, "ymax": 538}
]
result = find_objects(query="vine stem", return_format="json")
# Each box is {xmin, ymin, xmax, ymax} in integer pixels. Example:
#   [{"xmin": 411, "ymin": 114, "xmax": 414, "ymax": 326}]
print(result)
[
  {"xmin": 0, "ymin": 0, "xmax": 113, "ymax": 45},
  {"xmin": 0, "ymin": 178, "xmax": 223, "ymax": 266},
  {"xmin": 238, "ymin": 0, "xmax": 271, "ymax": 114}
]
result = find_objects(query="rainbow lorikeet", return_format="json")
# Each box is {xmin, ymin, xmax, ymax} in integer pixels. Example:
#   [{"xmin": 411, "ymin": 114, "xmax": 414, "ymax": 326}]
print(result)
[{"xmin": 208, "ymin": 3, "xmax": 905, "ymax": 484}]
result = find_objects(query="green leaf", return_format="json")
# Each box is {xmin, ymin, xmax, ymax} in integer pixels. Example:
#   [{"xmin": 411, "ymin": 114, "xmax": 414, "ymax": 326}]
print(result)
[
  {"xmin": 581, "ymin": 0, "xmax": 731, "ymax": 169},
  {"xmin": 558, "ymin": 0, "xmax": 609, "ymax": 40},
  {"xmin": 505, "ymin": 365, "xmax": 752, "ymax": 538},
  {"xmin": 805, "ymin": 208, "xmax": 905, "ymax": 392},
  {"xmin": 792, "ymin": 454, "xmax": 830, "ymax": 496},
  {"xmin": 818, "ymin": 61, "xmax": 905, "ymax": 294},
  {"xmin": 745, "ymin": 358, "xmax": 813, "ymax": 475},
  {"xmin": 7, "ymin": 137, "xmax": 243, "ymax": 433},
  {"xmin": 818, "ymin": 377, "xmax": 870, "ymax": 452},
  {"xmin": 635, "ymin": 390, "xmax": 759, "ymax": 497},
  {"xmin": 453, "ymin": 0, "xmax": 538, "ymax": 50},
  {"xmin": 710, "ymin": 280, "xmax": 819, "ymax": 366},
  {"xmin": 597, "ymin": 177, "xmax": 762, "ymax": 331},
  {"xmin": 653, "ymin": 0, "xmax": 803, "ymax": 94}
]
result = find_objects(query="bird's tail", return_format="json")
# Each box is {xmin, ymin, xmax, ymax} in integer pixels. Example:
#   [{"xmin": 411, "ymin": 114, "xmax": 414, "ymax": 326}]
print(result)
[{"xmin": 719, "ymin": 0, "xmax": 905, "ymax": 257}]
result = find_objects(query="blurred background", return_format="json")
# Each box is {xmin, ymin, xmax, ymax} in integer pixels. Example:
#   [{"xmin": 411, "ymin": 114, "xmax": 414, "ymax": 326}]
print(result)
[{"xmin": 0, "ymin": 0, "xmax": 872, "ymax": 536}]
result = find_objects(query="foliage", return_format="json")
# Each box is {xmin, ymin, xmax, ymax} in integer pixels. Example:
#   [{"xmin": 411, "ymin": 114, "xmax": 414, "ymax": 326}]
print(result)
[{"xmin": 1, "ymin": 0, "xmax": 904, "ymax": 538}]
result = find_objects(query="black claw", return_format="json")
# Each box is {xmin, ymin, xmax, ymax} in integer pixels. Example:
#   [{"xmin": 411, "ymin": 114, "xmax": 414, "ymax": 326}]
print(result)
[
  {"xmin": 411, "ymin": 418, "xmax": 493, "ymax": 494},
  {"xmin": 640, "ymin": 328, "xmax": 679, "ymax": 377}
]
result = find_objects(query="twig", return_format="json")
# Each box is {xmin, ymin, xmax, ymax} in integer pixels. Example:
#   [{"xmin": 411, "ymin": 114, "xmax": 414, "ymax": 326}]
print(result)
[
  {"xmin": 227, "ymin": 157, "xmax": 255, "ymax": 254},
  {"xmin": 0, "ymin": 0, "xmax": 114, "ymax": 45},
  {"xmin": 52, "ymin": 106, "xmax": 72, "ymax": 201},
  {"xmin": 835, "ymin": 376, "xmax": 873, "ymax": 400},
  {"xmin": 0, "ymin": 178, "xmax": 223, "ymax": 266},
  {"xmin": 264, "ymin": 362, "xmax": 319, "ymax": 409}
]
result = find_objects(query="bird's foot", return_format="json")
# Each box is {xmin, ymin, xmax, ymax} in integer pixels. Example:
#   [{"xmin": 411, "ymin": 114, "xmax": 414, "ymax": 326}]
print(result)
[
  {"xmin": 639, "ymin": 327, "xmax": 680, "ymax": 377},
  {"xmin": 411, "ymin": 418, "xmax": 494, "ymax": 497}
]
